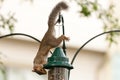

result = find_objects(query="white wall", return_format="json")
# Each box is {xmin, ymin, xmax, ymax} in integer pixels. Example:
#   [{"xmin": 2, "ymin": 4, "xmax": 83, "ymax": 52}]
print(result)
[{"xmin": 0, "ymin": 38, "xmax": 105, "ymax": 80}]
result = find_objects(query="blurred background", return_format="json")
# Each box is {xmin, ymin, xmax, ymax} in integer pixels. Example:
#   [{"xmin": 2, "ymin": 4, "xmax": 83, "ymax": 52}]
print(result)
[{"xmin": 0, "ymin": 0, "xmax": 120, "ymax": 80}]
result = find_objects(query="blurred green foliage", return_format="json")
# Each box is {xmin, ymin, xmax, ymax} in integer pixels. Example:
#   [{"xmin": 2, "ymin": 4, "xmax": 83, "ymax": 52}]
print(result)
[
  {"xmin": 74, "ymin": 0, "xmax": 120, "ymax": 46},
  {"xmin": 0, "ymin": 0, "xmax": 32, "ymax": 80},
  {"xmin": 0, "ymin": 52, "xmax": 7, "ymax": 80},
  {"xmin": 0, "ymin": 0, "xmax": 33, "ymax": 34},
  {"xmin": 0, "ymin": 0, "xmax": 17, "ymax": 33},
  {"xmin": 0, "ymin": 0, "xmax": 118, "ymax": 45},
  {"xmin": 0, "ymin": 13, "xmax": 17, "ymax": 33}
]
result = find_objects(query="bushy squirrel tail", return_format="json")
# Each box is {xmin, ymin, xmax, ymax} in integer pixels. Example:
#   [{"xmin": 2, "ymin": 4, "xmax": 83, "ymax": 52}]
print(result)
[{"xmin": 48, "ymin": 2, "xmax": 68, "ymax": 28}]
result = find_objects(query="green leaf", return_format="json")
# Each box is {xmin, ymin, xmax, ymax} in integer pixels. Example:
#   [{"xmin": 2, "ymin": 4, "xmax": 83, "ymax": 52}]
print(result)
[
  {"xmin": 9, "ymin": 24, "xmax": 14, "ymax": 32},
  {"xmin": 80, "ymin": 5, "xmax": 91, "ymax": 16},
  {"xmin": 92, "ymin": 3, "xmax": 98, "ymax": 11}
]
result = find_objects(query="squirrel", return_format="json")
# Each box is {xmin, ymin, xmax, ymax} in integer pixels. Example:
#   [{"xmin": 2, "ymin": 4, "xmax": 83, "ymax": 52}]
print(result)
[{"xmin": 32, "ymin": 2, "xmax": 69, "ymax": 75}]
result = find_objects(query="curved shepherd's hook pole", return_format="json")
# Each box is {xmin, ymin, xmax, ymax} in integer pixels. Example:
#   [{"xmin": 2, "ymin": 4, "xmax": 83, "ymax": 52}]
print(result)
[
  {"xmin": 71, "ymin": 30, "xmax": 120, "ymax": 65},
  {"xmin": 0, "ymin": 33, "xmax": 40, "ymax": 43},
  {"xmin": 68, "ymin": 30, "xmax": 120, "ymax": 79},
  {"xmin": 0, "ymin": 33, "xmax": 53, "ymax": 54}
]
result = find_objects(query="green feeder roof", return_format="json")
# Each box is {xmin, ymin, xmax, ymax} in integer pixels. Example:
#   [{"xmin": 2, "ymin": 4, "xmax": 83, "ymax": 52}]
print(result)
[{"xmin": 44, "ymin": 47, "xmax": 73, "ymax": 69}]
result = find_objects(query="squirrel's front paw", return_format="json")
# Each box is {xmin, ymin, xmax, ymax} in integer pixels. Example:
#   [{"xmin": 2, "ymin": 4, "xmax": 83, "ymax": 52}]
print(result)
[
  {"xmin": 64, "ymin": 36, "xmax": 70, "ymax": 41},
  {"xmin": 62, "ymin": 35, "xmax": 70, "ymax": 41},
  {"xmin": 32, "ymin": 66, "xmax": 47, "ymax": 75}
]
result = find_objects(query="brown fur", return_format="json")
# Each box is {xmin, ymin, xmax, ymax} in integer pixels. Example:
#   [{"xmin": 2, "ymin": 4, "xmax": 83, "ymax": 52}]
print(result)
[{"xmin": 33, "ymin": 2, "xmax": 69, "ymax": 75}]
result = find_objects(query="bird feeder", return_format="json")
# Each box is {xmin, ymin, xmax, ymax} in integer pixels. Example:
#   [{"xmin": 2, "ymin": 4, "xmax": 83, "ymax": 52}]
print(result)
[{"xmin": 44, "ymin": 47, "xmax": 73, "ymax": 80}]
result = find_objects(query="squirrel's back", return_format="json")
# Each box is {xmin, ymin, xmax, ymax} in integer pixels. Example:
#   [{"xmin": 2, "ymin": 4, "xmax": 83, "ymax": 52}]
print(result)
[{"xmin": 48, "ymin": 2, "xmax": 68, "ymax": 28}]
